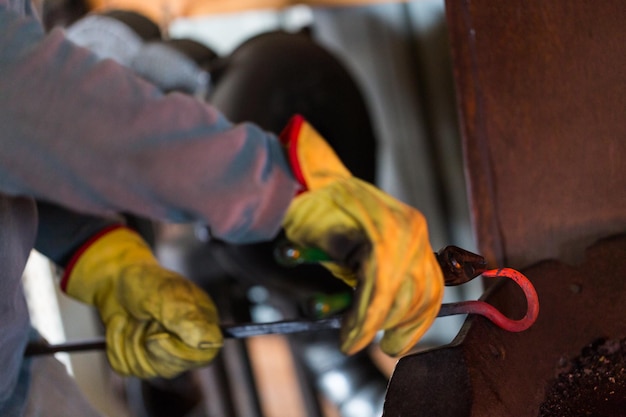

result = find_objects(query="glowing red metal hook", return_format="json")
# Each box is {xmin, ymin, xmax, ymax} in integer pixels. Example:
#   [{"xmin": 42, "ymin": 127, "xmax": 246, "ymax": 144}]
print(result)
[{"xmin": 438, "ymin": 268, "xmax": 540, "ymax": 332}]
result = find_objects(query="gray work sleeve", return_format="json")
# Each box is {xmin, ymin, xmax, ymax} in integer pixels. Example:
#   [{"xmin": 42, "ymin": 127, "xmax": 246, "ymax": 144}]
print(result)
[
  {"xmin": 0, "ymin": 3, "xmax": 299, "ymax": 243},
  {"xmin": 34, "ymin": 201, "xmax": 122, "ymax": 266}
]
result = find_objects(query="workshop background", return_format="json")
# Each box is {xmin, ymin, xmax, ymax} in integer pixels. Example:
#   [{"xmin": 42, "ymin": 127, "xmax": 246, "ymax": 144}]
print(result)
[{"xmin": 22, "ymin": 1, "xmax": 482, "ymax": 416}]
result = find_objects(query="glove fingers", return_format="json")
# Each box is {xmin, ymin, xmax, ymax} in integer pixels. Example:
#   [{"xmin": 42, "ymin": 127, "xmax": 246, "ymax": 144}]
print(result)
[
  {"xmin": 380, "ymin": 271, "xmax": 423, "ymax": 329},
  {"xmin": 335, "ymin": 185, "xmax": 410, "ymax": 354},
  {"xmin": 347, "ymin": 182, "xmax": 443, "ymax": 356},
  {"xmin": 156, "ymin": 292, "xmax": 222, "ymax": 350},
  {"xmin": 106, "ymin": 314, "xmax": 222, "ymax": 379},
  {"xmin": 106, "ymin": 314, "xmax": 159, "ymax": 379},
  {"xmin": 379, "ymin": 250, "xmax": 436, "ymax": 330},
  {"xmin": 380, "ymin": 315, "xmax": 432, "ymax": 356},
  {"xmin": 379, "ymin": 257, "xmax": 444, "ymax": 356},
  {"xmin": 340, "ymin": 259, "xmax": 388, "ymax": 355},
  {"xmin": 379, "ymin": 283, "xmax": 440, "ymax": 356},
  {"xmin": 334, "ymin": 181, "xmax": 443, "ymax": 356},
  {"xmin": 145, "ymin": 331, "xmax": 222, "ymax": 378},
  {"xmin": 122, "ymin": 269, "xmax": 222, "ymax": 350},
  {"xmin": 106, "ymin": 314, "xmax": 132, "ymax": 376}
]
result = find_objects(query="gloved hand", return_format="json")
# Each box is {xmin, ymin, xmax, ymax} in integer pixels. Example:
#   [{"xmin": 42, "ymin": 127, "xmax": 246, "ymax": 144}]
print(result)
[
  {"xmin": 61, "ymin": 226, "xmax": 222, "ymax": 379},
  {"xmin": 280, "ymin": 115, "xmax": 444, "ymax": 357}
]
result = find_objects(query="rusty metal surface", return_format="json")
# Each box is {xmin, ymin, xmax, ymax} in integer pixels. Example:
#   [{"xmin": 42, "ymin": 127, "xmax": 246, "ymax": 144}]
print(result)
[
  {"xmin": 444, "ymin": 0, "xmax": 626, "ymax": 269},
  {"xmin": 383, "ymin": 234, "xmax": 626, "ymax": 416},
  {"xmin": 382, "ymin": 2, "xmax": 626, "ymax": 415}
]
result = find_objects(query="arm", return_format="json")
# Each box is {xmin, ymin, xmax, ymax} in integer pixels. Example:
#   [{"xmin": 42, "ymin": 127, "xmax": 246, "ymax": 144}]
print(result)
[
  {"xmin": 0, "ymin": 2, "xmax": 299, "ymax": 243},
  {"xmin": 34, "ymin": 201, "xmax": 121, "ymax": 266}
]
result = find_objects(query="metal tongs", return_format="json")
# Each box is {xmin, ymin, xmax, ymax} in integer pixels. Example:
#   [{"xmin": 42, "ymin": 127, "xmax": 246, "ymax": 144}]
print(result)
[
  {"xmin": 274, "ymin": 242, "xmax": 539, "ymax": 332},
  {"xmin": 25, "ymin": 244, "xmax": 539, "ymax": 356},
  {"xmin": 433, "ymin": 246, "xmax": 539, "ymax": 333}
]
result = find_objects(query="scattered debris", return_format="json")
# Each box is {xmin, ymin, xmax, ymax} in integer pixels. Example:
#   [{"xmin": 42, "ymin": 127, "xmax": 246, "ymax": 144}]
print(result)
[{"xmin": 539, "ymin": 337, "xmax": 626, "ymax": 416}]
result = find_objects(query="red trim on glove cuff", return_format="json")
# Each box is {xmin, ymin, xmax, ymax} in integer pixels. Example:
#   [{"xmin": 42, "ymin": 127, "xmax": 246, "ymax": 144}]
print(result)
[
  {"xmin": 279, "ymin": 114, "xmax": 308, "ymax": 191},
  {"xmin": 59, "ymin": 224, "xmax": 126, "ymax": 292}
]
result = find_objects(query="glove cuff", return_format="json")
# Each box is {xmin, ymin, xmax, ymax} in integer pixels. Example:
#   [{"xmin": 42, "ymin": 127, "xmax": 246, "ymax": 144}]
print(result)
[
  {"xmin": 60, "ymin": 224, "xmax": 124, "ymax": 292},
  {"xmin": 279, "ymin": 115, "xmax": 309, "ymax": 190},
  {"xmin": 279, "ymin": 115, "xmax": 352, "ymax": 191},
  {"xmin": 61, "ymin": 226, "xmax": 157, "ymax": 306}
]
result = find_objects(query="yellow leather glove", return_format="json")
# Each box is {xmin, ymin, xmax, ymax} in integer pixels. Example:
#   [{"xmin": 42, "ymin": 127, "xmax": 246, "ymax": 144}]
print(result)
[
  {"xmin": 280, "ymin": 116, "xmax": 444, "ymax": 357},
  {"xmin": 61, "ymin": 226, "xmax": 222, "ymax": 379}
]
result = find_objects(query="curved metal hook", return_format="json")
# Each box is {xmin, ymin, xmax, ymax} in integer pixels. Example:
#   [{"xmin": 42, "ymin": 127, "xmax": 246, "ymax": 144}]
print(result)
[{"xmin": 438, "ymin": 268, "xmax": 540, "ymax": 332}]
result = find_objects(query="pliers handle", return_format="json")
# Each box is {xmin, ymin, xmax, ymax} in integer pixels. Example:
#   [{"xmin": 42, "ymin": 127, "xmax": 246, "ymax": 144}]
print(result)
[{"xmin": 276, "ymin": 242, "xmax": 539, "ymax": 332}]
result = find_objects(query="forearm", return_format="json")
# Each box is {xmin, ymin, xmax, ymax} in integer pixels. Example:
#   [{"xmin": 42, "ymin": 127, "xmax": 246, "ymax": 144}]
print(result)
[
  {"xmin": 34, "ymin": 201, "xmax": 122, "ymax": 266},
  {"xmin": 0, "ymin": 5, "xmax": 298, "ymax": 243}
]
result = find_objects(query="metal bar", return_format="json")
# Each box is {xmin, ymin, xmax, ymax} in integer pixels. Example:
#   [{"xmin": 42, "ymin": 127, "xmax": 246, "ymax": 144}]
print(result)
[
  {"xmin": 24, "ymin": 317, "xmax": 343, "ymax": 357},
  {"xmin": 25, "ymin": 266, "xmax": 538, "ymax": 357}
]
